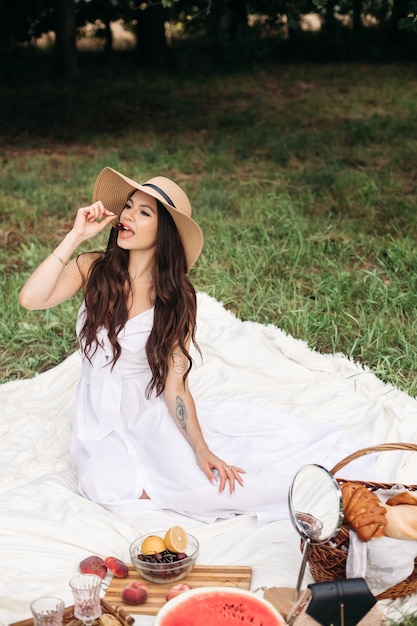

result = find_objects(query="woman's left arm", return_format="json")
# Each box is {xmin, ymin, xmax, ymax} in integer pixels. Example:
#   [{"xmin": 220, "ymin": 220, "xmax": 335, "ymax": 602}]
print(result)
[{"xmin": 164, "ymin": 344, "xmax": 245, "ymax": 494}]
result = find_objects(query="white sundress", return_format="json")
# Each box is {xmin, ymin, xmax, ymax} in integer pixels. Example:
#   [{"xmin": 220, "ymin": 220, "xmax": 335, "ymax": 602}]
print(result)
[{"xmin": 71, "ymin": 304, "xmax": 374, "ymax": 523}]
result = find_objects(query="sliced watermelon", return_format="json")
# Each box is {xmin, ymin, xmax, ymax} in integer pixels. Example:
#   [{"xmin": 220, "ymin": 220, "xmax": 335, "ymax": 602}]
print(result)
[{"xmin": 157, "ymin": 588, "xmax": 283, "ymax": 626}]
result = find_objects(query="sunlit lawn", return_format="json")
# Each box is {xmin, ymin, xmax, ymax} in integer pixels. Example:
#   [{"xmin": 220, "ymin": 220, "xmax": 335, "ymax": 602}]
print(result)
[{"xmin": 1, "ymin": 57, "xmax": 417, "ymax": 399}]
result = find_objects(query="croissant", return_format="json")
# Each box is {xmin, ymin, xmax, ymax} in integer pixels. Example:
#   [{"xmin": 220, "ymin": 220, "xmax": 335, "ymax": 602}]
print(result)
[
  {"xmin": 341, "ymin": 482, "xmax": 387, "ymax": 542},
  {"xmin": 382, "ymin": 490, "xmax": 417, "ymax": 539},
  {"xmin": 386, "ymin": 491, "xmax": 417, "ymax": 506}
]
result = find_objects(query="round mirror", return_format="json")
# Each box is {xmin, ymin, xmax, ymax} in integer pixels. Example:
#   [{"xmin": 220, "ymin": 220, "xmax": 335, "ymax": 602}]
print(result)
[
  {"xmin": 288, "ymin": 463, "xmax": 343, "ymax": 544},
  {"xmin": 288, "ymin": 464, "xmax": 344, "ymax": 597}
]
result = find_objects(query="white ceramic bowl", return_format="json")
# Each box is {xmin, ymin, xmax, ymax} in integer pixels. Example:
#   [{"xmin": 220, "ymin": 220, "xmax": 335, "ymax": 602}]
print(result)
[{"xmin": 153, "ymin": 586, "xmax": 285, "ymax": 625}]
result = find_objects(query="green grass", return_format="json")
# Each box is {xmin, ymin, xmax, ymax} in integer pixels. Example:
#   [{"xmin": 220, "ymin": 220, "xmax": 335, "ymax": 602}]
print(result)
[
  {"xmin": 388, "ymin": 614, "xmax": 417, "ymax": 626},
  {"xmin": 1, "ymin": 57, "xmax": 417, "ymax": 399}
]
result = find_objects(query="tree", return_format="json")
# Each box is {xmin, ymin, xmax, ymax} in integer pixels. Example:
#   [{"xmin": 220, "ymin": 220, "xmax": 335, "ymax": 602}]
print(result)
[
  {"xmin": 0, "ymin": 0, "xmax": 52, "ymax": 53},
  {"xmin": 352, "ymin": 0, "xmax": 362, "ymax": 37},
  {"xmin": 76, "ymin": 0, "xmax": 132, "ymax": 57},
  {"xmin": 135, "ymin": 2, "xmax": 168, "ymax": 67},
  {"xmin": 54, "ymin": 0, "xmax": 78, "ymax": 79},
  {"xmin": 228, "ymin": 0, "xmax": 248, "ymax": 40}
]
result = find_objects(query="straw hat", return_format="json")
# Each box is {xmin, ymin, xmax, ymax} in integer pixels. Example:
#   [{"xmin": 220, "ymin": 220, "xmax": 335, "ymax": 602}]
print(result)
[{"xmin": 93, "ymin": 167, "xmax": 203, "ymax": 271}]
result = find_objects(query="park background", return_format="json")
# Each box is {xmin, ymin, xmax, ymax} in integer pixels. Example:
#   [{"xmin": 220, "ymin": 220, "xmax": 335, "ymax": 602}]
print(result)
[{"xmin": 1, "ymin": 0, "xmax": 417, "ymax": 399}]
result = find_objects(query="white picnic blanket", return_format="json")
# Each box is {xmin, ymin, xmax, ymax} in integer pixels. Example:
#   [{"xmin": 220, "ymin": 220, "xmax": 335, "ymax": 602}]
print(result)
[{"xmin": 1, "ymin": 292, "xmax": 417, "ymax": 625}]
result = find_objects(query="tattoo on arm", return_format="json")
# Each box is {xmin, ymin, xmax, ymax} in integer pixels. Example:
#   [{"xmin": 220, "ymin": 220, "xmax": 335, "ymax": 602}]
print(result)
[
  {"xmin": 173, "ymin": 350, "xmax": 187, "ymax": 375},
  {"xmin": 175, "ymin": 395, "xmax": 188, "ymax": 432}
]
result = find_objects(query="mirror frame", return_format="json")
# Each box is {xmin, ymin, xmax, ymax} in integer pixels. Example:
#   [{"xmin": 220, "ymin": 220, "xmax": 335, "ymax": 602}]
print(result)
[
  {"xmin": 288, "ymin": 463, "xmax": 344, "ymax": 544},
  {"xmin": 288, "ymin": 463, "xmax": 345, "ymax": 599}
]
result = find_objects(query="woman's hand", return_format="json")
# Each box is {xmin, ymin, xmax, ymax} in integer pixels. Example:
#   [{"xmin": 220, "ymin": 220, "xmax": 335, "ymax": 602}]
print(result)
[
  {"xmin": 71, "ymin": 201, "xmax": 116, "ymax": 242},
  {"xmin": 195, "ymin": 448, "xmax": 246, "ymax": 494},
  {"xmin": 163, "ymin": 348, "xmax": 246, "ymax": 495},
  {"xmin": 19, "ymin": 201, "xmax": 115, "ymax": 311}
]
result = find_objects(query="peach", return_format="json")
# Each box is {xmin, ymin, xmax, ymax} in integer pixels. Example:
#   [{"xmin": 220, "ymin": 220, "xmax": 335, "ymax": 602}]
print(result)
[
  {"xmin": 165, "ymin": 583, "xmax": 192, "ymax": 601},
  {"xmin": 104, "ymin": 556, "xmax": 129, "ymax": 578},
  {"xmin": 79, "ymin": 555, "xmax": 107, "ymax": 579},
  {"xmin": 121, "ymin": 582, "xmax": 148, "ymax": 605}
]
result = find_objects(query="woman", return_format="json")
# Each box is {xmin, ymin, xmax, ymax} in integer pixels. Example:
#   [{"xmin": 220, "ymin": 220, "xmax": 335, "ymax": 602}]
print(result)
[{"xmin": 19, "ymin": 167, "xmax": 372, "ymax": 523}]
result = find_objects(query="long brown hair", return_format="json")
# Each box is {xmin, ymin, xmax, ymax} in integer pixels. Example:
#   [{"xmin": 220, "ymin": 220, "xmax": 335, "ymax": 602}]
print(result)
[{"xmin": 79, "ymin": 201, "xmax": 199, "ymax": 397}]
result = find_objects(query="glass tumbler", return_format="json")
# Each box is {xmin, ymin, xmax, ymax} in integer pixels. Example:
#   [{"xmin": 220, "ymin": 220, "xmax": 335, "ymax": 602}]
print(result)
[
  {"xmin": 30, "ymin": 596, "xmax": 65, "ymax": 626},
  {"xmin": 69, "ymin": 574, "xmax": 102, "ymax": 626}
]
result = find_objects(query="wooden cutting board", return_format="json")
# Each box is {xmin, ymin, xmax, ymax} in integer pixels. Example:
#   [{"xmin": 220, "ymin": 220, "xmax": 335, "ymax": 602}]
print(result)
[{"xmin": 104, "ymin": 564, "xmax": 252, "ymax": 616}]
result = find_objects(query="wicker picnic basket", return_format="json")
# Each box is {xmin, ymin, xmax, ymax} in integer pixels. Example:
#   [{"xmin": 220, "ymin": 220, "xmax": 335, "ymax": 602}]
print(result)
[{"xmin": 307, "ymin": 443, "xmax": 417, "ymax": 600}]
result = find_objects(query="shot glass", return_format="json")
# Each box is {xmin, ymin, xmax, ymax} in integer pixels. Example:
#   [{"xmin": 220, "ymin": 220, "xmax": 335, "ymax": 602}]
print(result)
[
  {"xmin": 69, "ymin": 574, "xmax": 102, "ymax": 626},
  {"xmin": 30, "ymin": 596, "xmax": 65, "ymax": 626}
]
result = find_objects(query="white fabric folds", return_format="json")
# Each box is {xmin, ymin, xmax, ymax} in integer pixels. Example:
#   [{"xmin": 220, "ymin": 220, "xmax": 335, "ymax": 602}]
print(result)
[{"xmin": 1, "ymin": 292, "xmax": 417, "ymax": 625}]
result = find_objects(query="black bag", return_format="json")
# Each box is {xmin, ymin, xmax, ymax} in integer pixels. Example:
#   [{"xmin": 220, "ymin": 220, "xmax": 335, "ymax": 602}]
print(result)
[
  {"xmin": 306, "ymin": 578, "xmax": 377, "ymax": 626},
  {"xmin": 287, "ymin": 577, "xmax": 383, "ymax": 626}
]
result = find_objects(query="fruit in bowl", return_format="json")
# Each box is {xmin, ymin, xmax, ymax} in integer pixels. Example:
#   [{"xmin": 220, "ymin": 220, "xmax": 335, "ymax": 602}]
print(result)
[
  {"xmin": 154, "ymin": 586, "xmax": 285, "ymax": 626},
  {"xmin": 130, "ymin": 526, "xmax": 199, "ymax": 584}
]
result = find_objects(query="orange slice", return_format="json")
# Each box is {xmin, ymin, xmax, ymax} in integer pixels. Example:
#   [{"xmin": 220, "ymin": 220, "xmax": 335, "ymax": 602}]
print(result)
[
  {"xmin": 141, "ymin": 535, "xmax": 167, "ymax": 555},
  {"xmin": 164, "ymin": 525, "xmax": 188, "ymax": 553}
]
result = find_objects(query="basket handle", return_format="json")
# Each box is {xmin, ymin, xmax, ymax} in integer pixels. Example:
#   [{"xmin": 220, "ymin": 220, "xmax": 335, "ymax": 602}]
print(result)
[{"xmin": 329, "ymin": 442, "xmax": 417, "ymax": 476}]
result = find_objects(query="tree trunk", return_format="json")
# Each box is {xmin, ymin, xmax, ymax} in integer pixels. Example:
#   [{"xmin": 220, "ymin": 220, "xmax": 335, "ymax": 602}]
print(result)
[
  {"xmin": 286, "ymin": 1, "xmax": 301, "ymax": 51},
  {"xmin": 228, "ymin": 0, "xmax": 247, "ymax": 40},
  {"xmin": 55, "ymin": 0, "xmax": 78, "ymax": 80},
  {"xmin": 389, "ymin": 0, "xmax": 411, "ymax": 49},
  {"xmin": 136, "ymin": 4, "xmax": 167, "ymax": 68},
  {"xmin": 324, "ymin": 0, "xmax": 337, "ymax": 35},
  {"xmin": 352, "ymin": 0, "xmax": 362, "ymax": 36},
  {"xmin": 206, "ymin": 0, "xmax": 224, "ymax": 45},
  {"xmin": 103, "ymin": 18, "xmax": 113, "ymax": 57}
]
